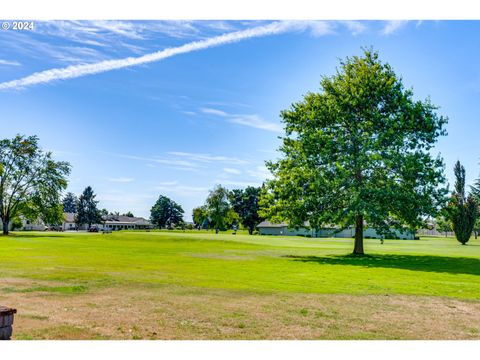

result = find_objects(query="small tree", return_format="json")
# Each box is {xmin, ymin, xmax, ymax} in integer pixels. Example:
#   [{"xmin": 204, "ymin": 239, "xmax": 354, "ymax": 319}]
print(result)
[
  {"xmin": 0, "ymin": 135, "xmax": 71, "ymax": 235},
  {"xmin": 205, "ymin": 185, "xmax": 231, "ymax": 233},
  {"xmin": 447, "ymin": 161, "xmax": 477, "ymax": 245},
  {"xmin": 150, "ymin": 195, "xmax": 184, "ymax": 229},
  {"xmin": 62, "ymin": 192, "xmax": 78, "ymax": 213},
  {"xmin": 75, "ymin": 186, "xmax": 102, "ymax": 229},
  {"xmin": 122, "ymin": 211, "xmax": 134, "ymax": 217},
  {"xmin": 229, "ymin": 186, "xmax": 264, "ymax": 235},
  {"xmin": 435, "ymin": 214, "xmax": 452, "ymax": 237}
]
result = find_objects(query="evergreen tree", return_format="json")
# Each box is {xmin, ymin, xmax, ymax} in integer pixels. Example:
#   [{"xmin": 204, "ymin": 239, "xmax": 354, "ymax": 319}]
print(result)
[
  {"xmin": 75, "ymin": 186, "xmax": 102, "ymax": 229},
  {"xmin": 447, "ymin": 161, "xmax": 477, "ymax": 244},
  {"xmin": 62, "ymin": 192, "xmax": 78, "ymax": 213}
]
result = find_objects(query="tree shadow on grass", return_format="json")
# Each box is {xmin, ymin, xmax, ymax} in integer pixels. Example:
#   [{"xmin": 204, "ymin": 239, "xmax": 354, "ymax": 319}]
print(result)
[
  {"xmin": 1, "ymin": 232, "xmax": 69, "ymax": 239},
  {"xmin": 283, "ymin": 254, "xmax": 480, "ymax": 276}
]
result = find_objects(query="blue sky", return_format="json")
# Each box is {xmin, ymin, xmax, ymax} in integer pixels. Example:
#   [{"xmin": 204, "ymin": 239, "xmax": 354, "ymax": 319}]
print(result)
[{"xmin": 1, "ymin": 20, "xmax": 479, "ymax": 219}]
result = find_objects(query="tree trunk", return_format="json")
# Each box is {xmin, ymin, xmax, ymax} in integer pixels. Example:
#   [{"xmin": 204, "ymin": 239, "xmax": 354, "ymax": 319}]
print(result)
[
  {"xmin": 248, "ymin": 226, "xmax": 253, "ymax": 235},
  {"xmin": 2, "ymin": 220, "xmax": 9, "ymax": 235},
  {"xmin": 353, "ymin": 214, "xmax": 364, "ymax": 255}
]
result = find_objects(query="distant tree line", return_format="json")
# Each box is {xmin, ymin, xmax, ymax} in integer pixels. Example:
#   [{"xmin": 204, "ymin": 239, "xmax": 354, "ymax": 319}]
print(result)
[{"xmin": 190, "ymin": 185, "xmax": 264, "ymax": 234}]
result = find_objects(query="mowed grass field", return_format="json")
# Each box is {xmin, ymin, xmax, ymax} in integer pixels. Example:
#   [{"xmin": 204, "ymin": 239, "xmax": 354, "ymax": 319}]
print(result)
[{"xmin": 1, "ymin": 230, "xmax": 479, "ymax": 339}]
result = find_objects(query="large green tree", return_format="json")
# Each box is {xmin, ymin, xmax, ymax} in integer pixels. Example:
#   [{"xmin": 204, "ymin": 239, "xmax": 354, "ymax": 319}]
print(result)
[
  {"xmin": 229, "ymin": 186, "xmax": 264, "ymax": 234},
  {"xmin": 262, "ymin": 50, "xmax": 448, "ymax": 254},
  {"xmin": 0, "ymin": 135, "xmax": 71, "ymax": 235},
  {"xmin": 447, "ymin": 161, "xmax": 477, "ymax": 244},
  {"xmin": 150, "ymin": 195, "xmax": 184, "ymax": 229},
  {"xmin": 205, "ymin": 185, "xmax": 232, "ymax": 233},
  {"xmin": 75, "ymin": 186, "xmax": 102, "ymax": 229}
]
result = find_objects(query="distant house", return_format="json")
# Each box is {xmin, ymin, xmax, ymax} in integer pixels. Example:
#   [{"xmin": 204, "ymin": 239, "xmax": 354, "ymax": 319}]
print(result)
[
  {"xmin": 256, "ymin": 221, "xmax": 316, "ymax": 237},
  {"xmin": 0, "ymin": 217, "xmax": 45, "ymax": 232},
  {"xmin": 102, "ymin": 214, "xmax": 153, "ymax": 231},
  {"xmin": 63, "ymin": 212, "xmax": 77, "ymax": 231},
  {"xmin": 257, "ymin": 221, "xmax": 415, "ymax": 240},
  {"xmin": 63, "ymin": 213, "xmax": 153, "ymax": 231}
]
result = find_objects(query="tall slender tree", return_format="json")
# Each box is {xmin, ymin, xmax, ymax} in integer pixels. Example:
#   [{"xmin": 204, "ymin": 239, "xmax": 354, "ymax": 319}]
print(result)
[
  {"xmin": 262, "ymin": 49, "xmax": 448, "ymax": 254},
  {"xmin": 447, "ymin": 161, "xmax": 477, "ymax": 244},
  {"xmin": 75, "ymin": 186, "xmax": 102, "ymax": 229},
  {"xmin": 0, "ymin": 135, "xmax": 70, "ymax": 235}
]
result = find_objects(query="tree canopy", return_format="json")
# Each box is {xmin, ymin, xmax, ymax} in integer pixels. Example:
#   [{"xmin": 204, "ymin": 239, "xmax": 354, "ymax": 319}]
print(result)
[
  {"xmin": 150, "ymin": 195, "xmax": 184, "ymax": 229},
  {"xmin": 0, "ymin": 135, "xmax": 71, "ymax": 234},
  {"xmin": 262, "ymin": 49, "xmax": 448, "ymax": 254}
]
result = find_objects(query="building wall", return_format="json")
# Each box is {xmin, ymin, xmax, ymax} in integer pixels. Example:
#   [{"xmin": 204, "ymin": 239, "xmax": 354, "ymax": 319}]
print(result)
[{"xmin": 259, "ymin": 226, "xmax": 415, "ymax": 239}]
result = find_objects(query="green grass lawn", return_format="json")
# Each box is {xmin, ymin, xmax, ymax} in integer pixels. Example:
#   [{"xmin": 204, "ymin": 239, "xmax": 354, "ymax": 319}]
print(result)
[{"xmin": 1, "ymin": 230, "xmax": 479, "ymax": 339}]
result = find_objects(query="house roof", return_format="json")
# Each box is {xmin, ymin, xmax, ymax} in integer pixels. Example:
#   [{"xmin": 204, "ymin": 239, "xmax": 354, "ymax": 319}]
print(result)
[
  {"xmin": 257, "ymin": 220, "xmax": 314, "ymax": 228},
  {"xmin": 104, "ymin": 215, "xmax": 152, "ymax": 225},
  {"xmin": 257, "ymin": 221, "xmax": 288, "ymax": 228}
]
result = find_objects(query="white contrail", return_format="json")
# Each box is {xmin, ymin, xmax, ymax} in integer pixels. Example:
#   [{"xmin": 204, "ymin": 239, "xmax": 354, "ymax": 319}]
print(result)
[{"xmin": 0, "ymin": 21, "xmax": 317, "ymax": 91}]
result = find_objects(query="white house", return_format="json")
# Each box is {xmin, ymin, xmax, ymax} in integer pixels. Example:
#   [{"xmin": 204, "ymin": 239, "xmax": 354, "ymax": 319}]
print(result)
[
  {"xmin": 63, "ymin": 213, "xmax": 153, "ymax": 231},
  {"xmin": 101, "ymin": 214, "xmax": 153, "ymax": 231}
]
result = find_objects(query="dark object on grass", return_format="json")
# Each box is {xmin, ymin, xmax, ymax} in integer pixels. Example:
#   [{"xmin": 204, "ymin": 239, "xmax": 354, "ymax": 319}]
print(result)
[{"xmin": 0, "ymin": 306, "xmax": 17, "ymax": 340}]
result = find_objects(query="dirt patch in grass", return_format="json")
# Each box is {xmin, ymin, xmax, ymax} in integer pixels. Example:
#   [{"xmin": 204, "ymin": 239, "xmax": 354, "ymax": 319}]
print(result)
[{"xmin": 1, "ymin": 282, "xmax": 480, "ymax": 340}]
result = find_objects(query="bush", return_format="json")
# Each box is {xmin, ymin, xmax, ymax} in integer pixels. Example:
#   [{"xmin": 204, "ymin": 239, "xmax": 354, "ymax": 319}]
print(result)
[{"xmin": 11, "ymin": 218, "xmax": 23, "ymax": 230}]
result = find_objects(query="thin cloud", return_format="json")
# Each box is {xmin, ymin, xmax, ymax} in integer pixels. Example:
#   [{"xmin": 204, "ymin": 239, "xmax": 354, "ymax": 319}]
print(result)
[
  {"xmin": 340, "ymin": 21, "xmax": 368, "ymax": 35},
  {"xmin": 155, "ymin": 184, "xmax": 208, "ymax": 196},
  {"xmin": 0, "ymin": 21, "xmax": 332, "ymax": 91},
  {"xmin": 0, "ymin": 59, "xmax": 21, "ymax": 66},
  {"xmin": 223, "ymin": 168, "xmax": 241, "ymax": 175},
  {"xmin": 107, "ymin": 177, "xmax": 135, "ymax": 183},
  {"xmin": 216, "ymin": 179, "xmax": 262, "ymax": 187},
  {"xmin": 200, "ymin": 107, "xmax": 228, "ymax": 116},
  {"xmin": 382, "ymin": 21, "xmax": 408, "ymax": 35},
  {"xmin": 168, "ymin": 151, "xmax": 248, "ymax": 165},
  {"xmin": 104, "ymin": 152, "xmax": 202, "ymax": 169},
  {"xmin": 201, "ymin": 107, "xmax": 282, "ymax": 133},
  {"xmin": 181, "ymin": 111, "xmax": 196, "ymax": 116},
  {"xmin": 229, "ymin": 114, "xmax": 282, "ymax": 132},
  {"xmin": 248, "ymin": 165, "xmax": 273, "ymax": 180}
]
